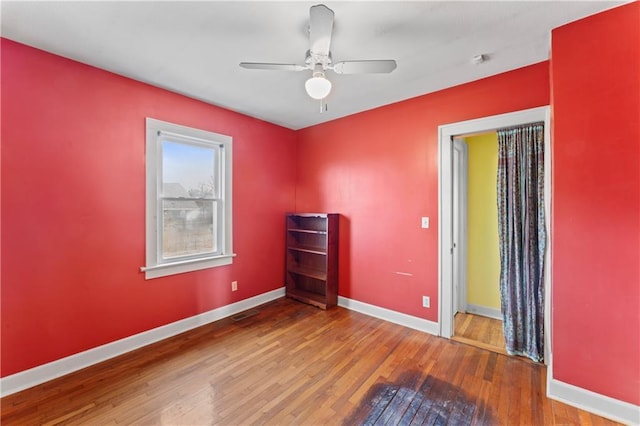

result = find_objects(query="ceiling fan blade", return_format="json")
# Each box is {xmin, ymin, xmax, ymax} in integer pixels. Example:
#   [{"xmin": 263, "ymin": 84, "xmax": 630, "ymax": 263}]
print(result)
[
  {"xmin": 332, "ymin": 60, "xmax": 397, "ymax": 74},
  {"xmin": 239, "ymin": 62, "xmax": 308, "ymax": 72},
  {"xmin": 309, "ymin": 4, "xmax": 334, "ymax": 57}
]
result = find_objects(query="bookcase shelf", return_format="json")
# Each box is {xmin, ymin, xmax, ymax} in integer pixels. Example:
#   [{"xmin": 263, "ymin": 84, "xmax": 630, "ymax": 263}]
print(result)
[
  {"xmin": 288, "ymin": 228, "xmax": 327, "ymax": 235},
  {"xmin": 288, "ymin": 265, "xmax": 327, "ymax": 281},
  {"xmin": 285, "ymin": 213, "xmax": 338, "ymax": 310},
  {"xmin": 288, "ymin": 246, "xmax": 327, "ymax": 256}
]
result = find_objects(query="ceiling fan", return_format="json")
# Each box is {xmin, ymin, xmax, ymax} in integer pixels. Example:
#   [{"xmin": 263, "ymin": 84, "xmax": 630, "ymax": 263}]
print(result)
[{"xmin": 239, "ymin": 4, "xmax": 397, "ymax": 107}]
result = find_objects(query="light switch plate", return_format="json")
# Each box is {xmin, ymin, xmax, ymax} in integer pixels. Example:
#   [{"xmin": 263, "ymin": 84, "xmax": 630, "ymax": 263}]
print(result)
[{"xmin": 421, "ymin": 217, "xmax": 429, "ymax": 229}]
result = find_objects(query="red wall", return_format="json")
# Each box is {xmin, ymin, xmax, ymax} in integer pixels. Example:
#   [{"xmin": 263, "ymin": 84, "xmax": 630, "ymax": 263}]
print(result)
[
  {"xmin": 296, "ymin": 63, "xmax": 550, "ymax": 320},
  {"xmin": 0, "ymin": 39, "xmax": 297, "ymax": 377},
  {"xmin": 551, "ymin": 2, "xmax": 640, "ymax": 405}
]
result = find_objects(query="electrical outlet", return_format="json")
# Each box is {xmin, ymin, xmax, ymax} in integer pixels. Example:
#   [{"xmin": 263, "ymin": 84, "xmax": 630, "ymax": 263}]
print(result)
[
  {"xmin": 231, "ymin": 281, "xmax": 238, "ymax": 292},
  {"xmin": 422, "ymin": 296, "xmax": 430, "ymax": 308},
  {"xmin": 421, "ymin": 217, "xmax": 430, "ymax": 229}
]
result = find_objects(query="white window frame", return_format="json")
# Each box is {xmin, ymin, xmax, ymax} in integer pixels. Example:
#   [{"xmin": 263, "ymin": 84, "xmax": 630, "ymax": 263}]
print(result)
[{"xmin": 142, "ymin": 118, "xmax": 234, "ymax": 279}]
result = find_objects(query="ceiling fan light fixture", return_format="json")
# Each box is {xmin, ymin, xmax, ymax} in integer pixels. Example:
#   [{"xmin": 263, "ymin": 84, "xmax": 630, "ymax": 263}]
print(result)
[
  {"xmin": 305, "ymin": 70, "xmax": 332, "ymax": 100},
  {"xmin": 241, "ymin": 4, "xmax": 396, "ymax": 107}
]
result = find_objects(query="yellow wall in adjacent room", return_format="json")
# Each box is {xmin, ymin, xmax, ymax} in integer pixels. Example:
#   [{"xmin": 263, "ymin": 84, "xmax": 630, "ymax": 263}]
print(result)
[{"xmin": 465, "ymin": 133, "xmax": 501, "ymax": 310}]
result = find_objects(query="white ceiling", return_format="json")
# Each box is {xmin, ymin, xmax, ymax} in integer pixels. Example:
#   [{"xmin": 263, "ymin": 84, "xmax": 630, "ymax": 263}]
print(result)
[{"xmin": 1, "ymin": 1, "xmax": 625, "ymax": 130}]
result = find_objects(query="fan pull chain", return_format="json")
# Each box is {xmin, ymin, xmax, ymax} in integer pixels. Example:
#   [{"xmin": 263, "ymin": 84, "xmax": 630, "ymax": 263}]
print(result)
[{"xmin": 320, "ymin": 98, "xmax": 328, "ymax": 113}]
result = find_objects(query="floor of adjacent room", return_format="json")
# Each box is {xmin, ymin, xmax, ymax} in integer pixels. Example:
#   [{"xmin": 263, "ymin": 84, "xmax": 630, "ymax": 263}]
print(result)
[
  {"xmin": 0, "ymin": 298, "xmax": 620, "ymax": 425},
  {"xmin": 453, "ymin": 312, "xmax": 508, "ymax": 357}
]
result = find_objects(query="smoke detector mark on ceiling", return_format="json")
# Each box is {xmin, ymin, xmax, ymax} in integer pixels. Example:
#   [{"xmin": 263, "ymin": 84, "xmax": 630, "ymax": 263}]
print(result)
[{"xmin": 471, "ymin": 54, "xmax": 489, "ymax": 65}]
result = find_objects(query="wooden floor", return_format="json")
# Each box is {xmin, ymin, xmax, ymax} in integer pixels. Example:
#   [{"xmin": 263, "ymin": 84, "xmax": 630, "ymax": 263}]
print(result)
[
  {"xmin": 1, "ymin": 298, "xmax": 619, "ymax": 425},
  {"xmin": 453, "ymin": 312, "xmax": 508, "ymax": 356}
]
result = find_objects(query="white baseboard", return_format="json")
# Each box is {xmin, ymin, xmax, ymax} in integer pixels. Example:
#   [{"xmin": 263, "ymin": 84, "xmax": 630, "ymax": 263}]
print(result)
[
  {"xmin": 338, "ymin": 296, "xmax": 439, "ymax": 335},
  {"xmin": 0, "ymin": 287, "xmax": 285, "ymax": 397},
  {"xmin": 465, "ymin": 304, "xmax": 502, "ymax": 321},
  {"xmin": 547, "ymin": 376, "xmax": 640, "ymax": 425}
]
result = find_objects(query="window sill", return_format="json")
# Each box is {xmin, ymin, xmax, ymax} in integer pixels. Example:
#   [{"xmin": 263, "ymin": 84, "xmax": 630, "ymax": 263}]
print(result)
[{"xmin": 141, "ymin": 254, "xmax": 236, "ymax": 280}]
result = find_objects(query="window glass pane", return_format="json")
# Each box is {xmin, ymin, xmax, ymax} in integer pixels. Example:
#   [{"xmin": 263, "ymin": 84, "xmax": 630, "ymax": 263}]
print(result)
[
  {"xmin": 162, "ymin": 200, "xmax": 218, "ymax": 258},
  {"xmin": 162, "ymin": 140, "xmax": 217, "ymax": 197}
]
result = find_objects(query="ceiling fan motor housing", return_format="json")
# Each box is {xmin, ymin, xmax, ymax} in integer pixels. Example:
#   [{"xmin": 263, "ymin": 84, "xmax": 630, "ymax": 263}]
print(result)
[{"xmin": 305, "ymin": 50, "xmax": 332, "ymax": 70}]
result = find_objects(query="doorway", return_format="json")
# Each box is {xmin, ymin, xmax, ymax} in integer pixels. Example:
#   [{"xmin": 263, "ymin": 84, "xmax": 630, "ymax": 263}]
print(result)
[
  {"xmin": 451, "ymin": 133, "xmax": 506, "ymax": 354},
  {"xmin": 438, "ymin": 106, "xmax": 551, "ymax": 364}
]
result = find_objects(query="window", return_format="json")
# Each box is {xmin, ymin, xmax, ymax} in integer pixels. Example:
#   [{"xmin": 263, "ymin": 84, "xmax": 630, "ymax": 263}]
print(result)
[{"xmin": 142, "ymin": 118, "xmax": 233, "ymax": 279}]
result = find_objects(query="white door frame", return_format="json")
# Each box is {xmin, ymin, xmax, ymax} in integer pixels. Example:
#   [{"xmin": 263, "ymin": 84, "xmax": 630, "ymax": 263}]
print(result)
[
  {"xmin": 452, "ymin": 138, "xmax": 468, "ymax": 315},
  {"xmin": 438, "ymin": 106, "xmax": 552, "ymax": 364}
]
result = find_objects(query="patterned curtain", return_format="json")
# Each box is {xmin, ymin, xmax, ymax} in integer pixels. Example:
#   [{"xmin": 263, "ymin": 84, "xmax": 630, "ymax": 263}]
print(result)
[{"xmin": 497, "ymin": 122, "xmax": 546, "ymax": 363}]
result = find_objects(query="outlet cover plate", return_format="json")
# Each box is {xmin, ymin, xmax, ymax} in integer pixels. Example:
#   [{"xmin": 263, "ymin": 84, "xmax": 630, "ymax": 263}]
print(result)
[{"xmin": 422, "ymin": 296, "xmax": 430, "ymax": 308}]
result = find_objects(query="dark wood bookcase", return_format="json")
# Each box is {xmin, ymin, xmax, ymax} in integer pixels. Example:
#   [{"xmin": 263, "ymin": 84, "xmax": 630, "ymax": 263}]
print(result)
[{"xmin": 285, "ymin": 213, "xmax": 338, "ymax": 309}]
